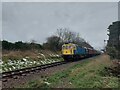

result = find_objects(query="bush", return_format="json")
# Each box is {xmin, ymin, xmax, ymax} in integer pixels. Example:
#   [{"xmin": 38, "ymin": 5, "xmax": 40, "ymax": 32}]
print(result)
[{"xmin": 106, "ymin": 46, "xmax": 119, "ymax": 59}]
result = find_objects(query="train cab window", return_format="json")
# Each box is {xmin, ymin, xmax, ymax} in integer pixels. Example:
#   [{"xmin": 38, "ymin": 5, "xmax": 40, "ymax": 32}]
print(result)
[
  {"xmin": 62, "ymin": 46, "xmax": 66, "ymax": 49},
  {"xmin": 69, "ymin": 46, "xmax": 72, "ymax": 49},
  {"xmin": 64, "ymin": 45, "xmax": 71, "ymax": 49},
  {"xmin": 73, "ymin": 45, "xmax": 76, "ymax": 50},
  {"xmin": 62, "ymin": 45, "xmax": 69, "ymax": 49},
  {"xmin": 66, "ymin": 46, "xmax": 69, "ymax": 49}
]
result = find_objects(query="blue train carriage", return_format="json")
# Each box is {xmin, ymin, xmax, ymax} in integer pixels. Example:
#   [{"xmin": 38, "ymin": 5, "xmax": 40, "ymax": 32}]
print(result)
[{"xmin": 74, "ymin": 45, "xmax": 87, "ymax": 59}]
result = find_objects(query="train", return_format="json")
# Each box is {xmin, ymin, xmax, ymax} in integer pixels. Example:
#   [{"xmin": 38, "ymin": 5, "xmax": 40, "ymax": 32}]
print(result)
[{"xmin": 61, "ymin": 43, "xmax": 101, "ymax": 61}]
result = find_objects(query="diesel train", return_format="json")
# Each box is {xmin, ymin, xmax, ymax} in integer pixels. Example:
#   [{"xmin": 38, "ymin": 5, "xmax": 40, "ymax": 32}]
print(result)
[{"xmin": 62, "ymin": 43, "xmax": 100, "ymax": 61}]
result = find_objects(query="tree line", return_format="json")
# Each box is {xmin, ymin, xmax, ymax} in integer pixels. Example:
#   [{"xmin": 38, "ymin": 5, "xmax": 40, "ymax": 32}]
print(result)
[
  {"xmin": 106, "ymin": 21, "xmax": 120, "ymax": 60},
  {"xmin": 2, "ymin": 28, "xmax": 93, "ymax": 51},
  {"xmin": 2, "ymin": 40, "xmax": 43, "ymax": 51}
]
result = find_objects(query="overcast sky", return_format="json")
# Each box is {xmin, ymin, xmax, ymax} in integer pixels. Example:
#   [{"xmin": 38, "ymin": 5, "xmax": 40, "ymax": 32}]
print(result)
[{"xmin": 2, "ymin": 2, "xmax": 118, "ymax": 50}]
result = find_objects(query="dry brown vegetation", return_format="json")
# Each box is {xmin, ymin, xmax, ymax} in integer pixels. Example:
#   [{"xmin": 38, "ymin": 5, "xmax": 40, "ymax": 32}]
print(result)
[
  {"xmin": 105, "ymin": 59, "xmax": 120, "ymax": 78},
  {"xmin": 2, "ymin": 50, "xmax": 61, "ymax": 60}
]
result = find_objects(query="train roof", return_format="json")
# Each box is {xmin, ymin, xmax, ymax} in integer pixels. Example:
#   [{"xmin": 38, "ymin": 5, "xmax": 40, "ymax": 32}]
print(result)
[
  {"xmin": 62, "ymin": 43, "xmax": 76, "ymax": 46},
  {"xmin": 62, "ymin": 43, "xmax": 95, "ymax": 50}
]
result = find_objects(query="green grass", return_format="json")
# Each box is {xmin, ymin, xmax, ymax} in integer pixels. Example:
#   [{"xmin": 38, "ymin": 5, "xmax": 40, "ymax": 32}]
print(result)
[{"xmin": 24, "ymin": 55, "xmax": 119, "ymax": 88}]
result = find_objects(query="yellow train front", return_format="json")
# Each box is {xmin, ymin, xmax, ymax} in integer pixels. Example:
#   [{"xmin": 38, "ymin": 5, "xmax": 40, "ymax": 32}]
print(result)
[{"xmin": 62, "ymin": 43, "xmax": 76, "ymax": 60}]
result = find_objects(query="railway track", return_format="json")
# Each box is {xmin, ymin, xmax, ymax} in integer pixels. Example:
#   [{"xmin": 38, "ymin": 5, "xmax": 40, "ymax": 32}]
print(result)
[
  {"xmin": 1, "ymin": 55, "xmax": 100, "ymax": 82},
  {"xmin": 1, "ymin": 61, "xmax": 66, "ymax": 80}
]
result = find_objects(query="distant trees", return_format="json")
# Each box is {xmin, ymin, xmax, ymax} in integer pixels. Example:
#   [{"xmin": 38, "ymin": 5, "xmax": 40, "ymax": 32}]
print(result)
[
  {"xmin": 2, "ymin": 40, "xmax": 15, "ymax": 50},
  {"xmin": 2, "ymin": 40, "xmax": 43, "ymax": 51},
  {"xmin": 43, "ymin": 36, "xmax": 61, "ymax": 51}
]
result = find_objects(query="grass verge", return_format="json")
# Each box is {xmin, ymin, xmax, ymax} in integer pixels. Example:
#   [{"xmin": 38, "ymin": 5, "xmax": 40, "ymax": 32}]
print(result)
[{"xmin": 24, "ymin": 54, "xmax": 119, "ymax": 88}]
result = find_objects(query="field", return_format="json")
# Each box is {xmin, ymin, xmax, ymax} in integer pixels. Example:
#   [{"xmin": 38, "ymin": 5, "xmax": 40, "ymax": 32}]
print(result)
[{"xmin": 24, "ymin": 54, "xmax": 119, "ymax": 88}]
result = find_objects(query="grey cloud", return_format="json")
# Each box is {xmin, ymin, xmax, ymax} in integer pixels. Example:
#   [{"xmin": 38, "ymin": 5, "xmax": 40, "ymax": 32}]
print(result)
[{"xmin": 2, "ymin": 2, "xmax": 118, "ymax": 50}]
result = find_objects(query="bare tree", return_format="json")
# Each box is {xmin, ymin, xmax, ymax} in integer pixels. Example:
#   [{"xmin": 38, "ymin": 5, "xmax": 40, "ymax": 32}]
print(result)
[
  {"xmin": 56, "ymin": 28, "xmax": 93, "ymax": 48},
  {"xmin": 56, "ymin": 28, "xmax": 85, "ymax": 43},
  {"xmin": 56, "ymin": 28, "xmax": 74, "ymax": 43},
  {"xmin": 43, "ymin": 28, "xmax": 93, "ymax": 51}
]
